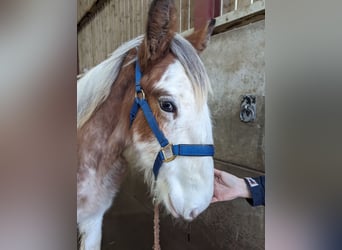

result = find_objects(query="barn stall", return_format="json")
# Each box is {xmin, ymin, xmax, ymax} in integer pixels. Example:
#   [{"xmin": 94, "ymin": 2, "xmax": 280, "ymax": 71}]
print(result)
[{"xmin": 78, "ymin": 0, "xmax": 265, "ymax": 249}]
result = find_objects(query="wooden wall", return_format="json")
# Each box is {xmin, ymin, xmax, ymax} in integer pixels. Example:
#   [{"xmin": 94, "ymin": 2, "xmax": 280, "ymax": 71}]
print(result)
[
  {"xmin": 77, "ymin": 0, "xmax": 263, "ymax": 72},
  {"xmin": 77, "ymin": 0, "xmax": 194, "ymax": 72},
  {"xmin": 78, "ymin": 0, "xmax": 151, "ymax": 72}
]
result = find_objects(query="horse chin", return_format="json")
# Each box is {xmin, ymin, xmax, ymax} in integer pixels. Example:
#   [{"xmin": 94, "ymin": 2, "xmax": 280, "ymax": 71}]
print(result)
[{"xmin": 166, "ymin": 195, "xmax": 180, "ymax": 218}]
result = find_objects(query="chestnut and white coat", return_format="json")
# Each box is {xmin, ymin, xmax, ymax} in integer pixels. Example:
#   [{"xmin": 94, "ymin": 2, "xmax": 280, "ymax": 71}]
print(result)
[{"xmin": 77, "ymin": 0, "xmax": 216, "ymax": 249}]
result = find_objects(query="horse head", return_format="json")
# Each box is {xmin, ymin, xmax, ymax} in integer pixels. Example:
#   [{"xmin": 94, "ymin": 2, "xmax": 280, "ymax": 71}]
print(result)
[{"xmin": 125, "ymin": 0, "xmax": 216, "ymax": 221}]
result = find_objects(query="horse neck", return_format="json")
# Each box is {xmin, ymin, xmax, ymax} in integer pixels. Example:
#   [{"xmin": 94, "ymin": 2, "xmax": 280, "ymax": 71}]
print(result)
[{"xmin": 77, "ymin": 51, "xmax": 136, "ymax": 171}]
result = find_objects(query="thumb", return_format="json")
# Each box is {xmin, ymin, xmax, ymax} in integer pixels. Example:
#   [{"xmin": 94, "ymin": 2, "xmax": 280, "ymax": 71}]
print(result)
[{"xmin": 211, "ymin": 197, "xmax": 219, "ymax": 203}]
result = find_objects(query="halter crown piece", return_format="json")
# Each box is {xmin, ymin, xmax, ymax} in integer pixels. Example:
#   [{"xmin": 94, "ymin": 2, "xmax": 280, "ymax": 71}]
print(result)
[{"xmin": 129, "ymin": 57, "xmax": 215, "ymax": 179}]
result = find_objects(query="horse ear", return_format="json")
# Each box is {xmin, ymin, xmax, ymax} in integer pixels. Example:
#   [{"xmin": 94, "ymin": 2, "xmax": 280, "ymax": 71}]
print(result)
[
  {"xmin": 186, "ymin": 19, "xmax": 216, "ymax": 53},
  {"xmin": 139, "ymin": 0, "xmax": 177, "ymax": 70}
]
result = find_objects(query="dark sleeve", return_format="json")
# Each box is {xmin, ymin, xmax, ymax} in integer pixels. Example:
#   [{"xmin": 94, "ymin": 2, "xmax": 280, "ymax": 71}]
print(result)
[{"xmin": 243, "ymin": 176, "xmax": 265, "ymax": 206}]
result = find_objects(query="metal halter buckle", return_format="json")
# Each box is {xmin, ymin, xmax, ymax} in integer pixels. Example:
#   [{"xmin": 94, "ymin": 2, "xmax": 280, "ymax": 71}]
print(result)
[
  {"xmin": 161, "ymin": 144, "xmax": 176, "ymax": 162},
  {"xmin": 135, "ymin": 89, "xmax": 145, "ymax": 100}
]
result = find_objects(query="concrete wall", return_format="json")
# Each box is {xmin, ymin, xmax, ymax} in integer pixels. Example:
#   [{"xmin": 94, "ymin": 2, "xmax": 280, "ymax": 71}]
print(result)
[
  {"xmin": 204, "ymin": 20, "xmax": 265, "ymax": 172},
  {"xmin": 101, "ymin": 20, "xmax": 265, "ymax": 250}
]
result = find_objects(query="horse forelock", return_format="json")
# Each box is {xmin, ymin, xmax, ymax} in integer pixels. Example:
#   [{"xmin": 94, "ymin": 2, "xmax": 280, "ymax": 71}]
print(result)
[{"xmin": 171, "ymin": 34, "xmax": 212, "ymax": 106}]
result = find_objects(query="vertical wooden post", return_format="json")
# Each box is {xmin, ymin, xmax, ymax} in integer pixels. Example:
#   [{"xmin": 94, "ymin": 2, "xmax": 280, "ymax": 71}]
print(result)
[
  {"xmin": 77, "ymin": 41, "xmax": 79, "ymax": 75},
  {"xmin": 213, "ymin": 0, "xmax": 221, "ymax": 17},
  {"xmin": 194, "ymin": 0, "xmax": 221, "ymax": 30}
]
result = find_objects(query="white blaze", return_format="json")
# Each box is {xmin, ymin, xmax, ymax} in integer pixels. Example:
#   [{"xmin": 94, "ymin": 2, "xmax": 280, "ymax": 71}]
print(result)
[{"xmin": 132, "ymin": 60, "xmax": 214, "ymax": 221}]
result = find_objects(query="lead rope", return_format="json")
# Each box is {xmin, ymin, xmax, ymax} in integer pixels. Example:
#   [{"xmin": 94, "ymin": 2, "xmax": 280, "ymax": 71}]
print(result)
[
  {"xmin": 152, "ymin": 180, "xmax": 161, "ymax": 250},
  {"xmin": 153, "ymin": 201, "xmax": 161, "ymax": 250}
]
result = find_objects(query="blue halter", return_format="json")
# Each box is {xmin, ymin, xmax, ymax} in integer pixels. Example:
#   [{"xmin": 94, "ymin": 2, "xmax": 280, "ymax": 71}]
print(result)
[{"xmin": 129, "ymin": 59, "xmax": 215, "ymax": 179}]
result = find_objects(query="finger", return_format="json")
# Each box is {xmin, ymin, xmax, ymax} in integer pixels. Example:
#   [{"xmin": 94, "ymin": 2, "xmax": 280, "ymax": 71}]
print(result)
[{"xmin": 214, "ymin": 168, "xmax": 222, "ymax": 177}]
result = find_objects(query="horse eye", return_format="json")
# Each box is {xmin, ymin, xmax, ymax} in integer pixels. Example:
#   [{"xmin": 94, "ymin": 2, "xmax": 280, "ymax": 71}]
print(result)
[{"xmin": 159, "ymin": 100, "xmax": 176, "ymax": 113}]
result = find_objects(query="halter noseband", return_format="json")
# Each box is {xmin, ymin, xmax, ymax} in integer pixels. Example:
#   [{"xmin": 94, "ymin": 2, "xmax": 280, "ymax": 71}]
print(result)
[{"xmin": 129, "ymin": 58, "xmax": 215, "ymax": 179}]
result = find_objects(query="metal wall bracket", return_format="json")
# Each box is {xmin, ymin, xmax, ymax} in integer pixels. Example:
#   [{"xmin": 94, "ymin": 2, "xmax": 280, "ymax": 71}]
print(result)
[{"xmin": 240, "ymin": 95, "xmax": 256, "ymax": 123}]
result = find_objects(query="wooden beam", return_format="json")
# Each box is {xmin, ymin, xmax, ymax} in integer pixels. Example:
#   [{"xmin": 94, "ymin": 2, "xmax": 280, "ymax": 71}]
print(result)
[
  {"xmin": 213, "ymin": 0, "xmax": 265, "ymax": 34},
  {"xmin": 78, "ymin": 0, "xmax": 97, "ymax": 23},
  {"xmin": 183, "ymin": 0, "xmax": 264, "ymax": 36},
  {"xmin": 77, "ymin": 0, "xmax": 111, "ymax": 33}
]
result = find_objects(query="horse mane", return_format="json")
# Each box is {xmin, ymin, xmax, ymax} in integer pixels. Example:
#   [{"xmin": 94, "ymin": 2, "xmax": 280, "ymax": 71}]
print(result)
[
  {"xmin": 77, "ymin": 35, "xmax": 144, "ymax": 129},
  {"xmin": 77, "ymin": 33, "xmax": 211, "ymax": 129}
]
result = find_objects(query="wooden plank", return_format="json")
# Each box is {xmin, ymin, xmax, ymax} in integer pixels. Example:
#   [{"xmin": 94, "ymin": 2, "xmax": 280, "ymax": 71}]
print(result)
[
  {"xmin": 136, "ymin": 0, "xmax": 142, "ymax": 36},
  {"xmin": 120, "ymin": 0, "xmax": 125, "ymax": 45},
  {"xmin": 91, "ymin": 11, "xmax": 97, "ymax": 66},
  {"xmin": 174, "ymin": 0, "xmax": 181, "ymax": 32},
  {"xmin": 142, "ymin": 0, "xmax": 145, "ymax": 32},
  {"xmin": 77, "ymin": 31, "xmax": 84, "ymax": 72},
  {"xmin": 142, "ymin": 0, "xmax": 146, "ymax": 35},
  {"xmin": 96, "ymin": 10, "xmax": 101, "ymax": 65},
  {"xmin": 181, "ymin": 0, "xmax": 264, "ymax": 36},
  {"xmin": 222, "ymin": 0, "xmax": 235, "ymax": 15},
  {"xmin": 125, "ymin": 0, "xmax": 130, "ymax": 41},
  {"xmin": 123, "ymin": 0, "xmax": 127, "ymax": 41},
  {"xmin": 113, "ymin": 0, "xmax": 120, "ymax": 51},
  {"xmin": 131, "ymin": 0, "xmax": 135, "ymax": 38},
  {"xmin": 237, "ymin": 0, "xmax": 251, "ymax": 9},
  {"xmin": 190, "ymin": 0, "xmax": 195, "ymax": 29},
  {"xmin": 109, "ymin": 0, "xmax": 115, "ymax": 53},
  {"xmin": 130, "ymin": 0, "xmax": 133, "ymax": 39},
  {"xmin": 181, "ymin": 0, "xmax": 189, "ymax": 32},
  {"xmin": 213, "ymin": 0, "xmax": 265, "ymax": 34},
  {"xmin": 80, "ymin": 17, "xmax": 93, "ymax": 71},
  {"xmin": 85, "ymin": 23, "xmax": 93, "ymax": 70},
  {"xmin": 107, "ymin": 0, "xmax": 114, "ymax": 54},
  {"xmin": 148, "ymin": 0, "xmax": 153, "ymax": 27},
  {"xmin": 120, "ymin": 0, "xmax": 124, "ymax": 44}
]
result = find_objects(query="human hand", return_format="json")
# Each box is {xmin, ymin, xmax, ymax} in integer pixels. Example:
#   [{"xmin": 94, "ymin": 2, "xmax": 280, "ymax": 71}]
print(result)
[{"xmin": 211, "ymin": 169, "xmax": 251, "ymax": 203}]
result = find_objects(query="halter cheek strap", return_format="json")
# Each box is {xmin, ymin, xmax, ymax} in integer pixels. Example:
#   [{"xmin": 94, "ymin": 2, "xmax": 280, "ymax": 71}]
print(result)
[{"xmin": 129, "ymin": 59, "xmax": 215, "ymax": 179}]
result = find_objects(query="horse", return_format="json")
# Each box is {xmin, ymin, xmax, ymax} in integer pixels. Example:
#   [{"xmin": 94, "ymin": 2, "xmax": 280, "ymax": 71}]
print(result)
[{"xmin": 77, "ymin": 0, "xmax": 216, "ymax": 249}]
